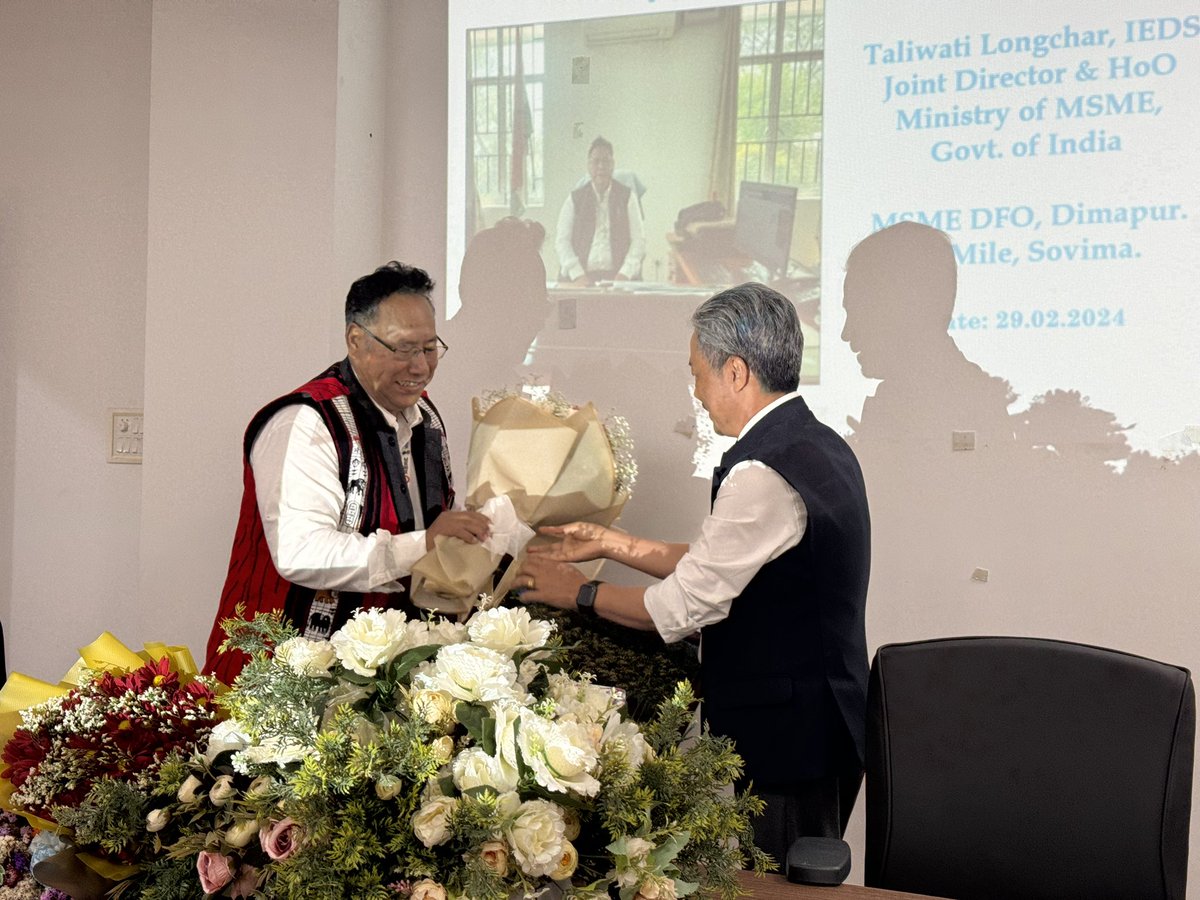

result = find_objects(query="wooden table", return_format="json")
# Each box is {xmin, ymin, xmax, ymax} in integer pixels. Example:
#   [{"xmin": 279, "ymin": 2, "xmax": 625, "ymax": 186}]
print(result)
[{"xmin": 737, "ymin": 870, "xmax": 949, "ymax": 899}]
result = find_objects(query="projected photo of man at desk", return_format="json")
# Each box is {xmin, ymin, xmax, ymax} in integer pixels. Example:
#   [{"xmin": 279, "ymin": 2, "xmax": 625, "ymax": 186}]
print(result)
[{"xmin": 555, "ymin": 136, "xmax": 646, "ymax": 284}]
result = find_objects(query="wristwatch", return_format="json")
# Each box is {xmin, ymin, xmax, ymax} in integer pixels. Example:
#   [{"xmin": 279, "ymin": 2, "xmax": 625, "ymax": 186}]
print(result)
[{"xmin": 575, "ymin": 580, "xmax": 602, "ymax": 618}]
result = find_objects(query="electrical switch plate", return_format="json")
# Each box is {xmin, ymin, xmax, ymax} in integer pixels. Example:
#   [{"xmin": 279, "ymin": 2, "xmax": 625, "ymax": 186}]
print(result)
[
  {"xmin": 971, "ymin": 567, "xmax": 989, "ymax": 583},
  {"xmin": 952, "ymin": 430, "xmax": 976, "ymax": 451},
  {"xmin": 109, "ymin": 409, "xmax": 143, "ymax": 464}
]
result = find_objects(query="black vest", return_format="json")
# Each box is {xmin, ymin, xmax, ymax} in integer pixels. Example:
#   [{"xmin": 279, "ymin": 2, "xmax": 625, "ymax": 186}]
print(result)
[
  {"xmin": 571, "ymin": 180, "xmax": 632, "ymax": 274},
  {"xmin": 701, "ymin": 396, "xmax": 871, "ymax": 787}
]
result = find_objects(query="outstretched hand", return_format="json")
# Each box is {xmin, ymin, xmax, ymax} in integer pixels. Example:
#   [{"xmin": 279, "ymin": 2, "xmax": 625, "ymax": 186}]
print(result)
[
  {"xmin": 513, "ymin": 556, "xmax": 587, "ymax": 610},
  {"xmin": 527, "ymin": 522, "xmax": 612, "ymax": 563}
]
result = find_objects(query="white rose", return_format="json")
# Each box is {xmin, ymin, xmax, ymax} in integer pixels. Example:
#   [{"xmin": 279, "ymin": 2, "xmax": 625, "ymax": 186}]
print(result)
[
  {"xmin": 410, "ymin": 689, "xmax": 457, "ymax": 732},
  {"xmin": 517, "ymin": 709, "xmax": 601, "ymax": 797},
  {"xmin": 376, "ymin": 774, "xmax": 404, "ymax": 801},
  {"xmin": 452, "ymin": 747, "xmax": 518, "ymax": 793},
  {"xmin": 430, "ymin": 735, "xmax": 455, "ymax": 766},
  {"xmin": 275, "ymin": 636, "xmax": 337, "ymax": 676},
  {"xmin": 146, "ymin": 808, "xmax": 170, "ymax": 832},
  {"xmin": 480, "ymin": 839, "xmax": 510, "ymax": 876},
  {"xmin": 467, "ymin": 606, "xmax": 555, "ymax": 655},
  {"xmin": 224, "ymin": 818, "xmax": 262, "ymax": 848},
  {"xmin": 406, "ymin": 618, "xmax": 469, "ymax": 649},
  {"xmin": 238, "ymin": 736, "xmax": 310, "ymax": 767},
  {"xmin": 492, "ymin": 702, "xmax": 524, "ymax": 775},
  {"xmin": 330, "ymin": 608, "xmax": 409, "ymax": 677},
  {"xmin": 177, "ymin": 774, "xmax": 204, "ymax": 803},
  {"xmin": 412, "ymin": 795, "xmax": 458, "ymax": 848},
  {"xmin": 411, "ymin": 879, "xmax": 447, "ymax": 900},
  {"xmin": 203, "ymin": 719, "xmax": 251, "ymax": 762},
  {"xmin": 635, "ymin": 877, "xmax": 677, "ymax": 900},
  {"xmin": 506, "ymin": 799, "xmax": 567, "ymax": 877},
  {"xmin": 601, "ymin": 715, "xmax": 653, "ymax": 770},
  {"xmin": 548, "ymin": 674, "xmax": 618, "ymax": 725},
  {"xmin": 413, "ymin": 643, "xmax": 519, "ymax": 703},
  {"xmin": 625, "ymin": 837, "xmax": 655, "ymax": 865},
  {"xmin": 209, "ymin": 774, "xmax": 237, "ymax": 806},
  {"xmin": 551, "ymin": 841, "xmax": 579, "ymax": 879}
]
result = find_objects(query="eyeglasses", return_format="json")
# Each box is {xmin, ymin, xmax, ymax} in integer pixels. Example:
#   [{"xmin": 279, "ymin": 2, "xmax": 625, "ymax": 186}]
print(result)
[{"xmin": 356, "ymin": 323, "xmax": 449, "ymax": 362}]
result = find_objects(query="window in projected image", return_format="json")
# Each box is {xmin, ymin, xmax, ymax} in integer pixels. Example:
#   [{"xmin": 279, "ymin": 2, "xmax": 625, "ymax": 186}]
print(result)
[
  {"xmin": 735, "ymin": 1, "xmax": 823, "ymax": 194},
  {"xmin": 467, "ymin": 25, "xmax": 545, "ymax": 222},
  {"xmin": 458, "ymin": 0, "xmax": 824, "ymax": 385}
]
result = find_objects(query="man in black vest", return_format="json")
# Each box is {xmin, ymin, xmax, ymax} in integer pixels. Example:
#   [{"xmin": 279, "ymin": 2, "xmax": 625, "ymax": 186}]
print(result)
[
  {"xmin": 517, "ymin": 282, "xmax": 871, "ymax": 864},
  {"xmin": 554, "ymin": 135, "xmax": 645, "ymax": 284}
]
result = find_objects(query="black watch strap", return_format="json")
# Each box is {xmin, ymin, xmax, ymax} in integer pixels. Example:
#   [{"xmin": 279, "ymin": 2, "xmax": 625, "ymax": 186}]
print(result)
[{"xmin": 575, "ymin": 580, "xmax": 602, "ymax": 617}]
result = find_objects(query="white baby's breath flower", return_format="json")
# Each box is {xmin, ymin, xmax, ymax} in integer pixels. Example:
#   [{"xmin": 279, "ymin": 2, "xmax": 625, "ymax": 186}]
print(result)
[
  {"xmin": 275, "ymin": 636, "xmax": 337, "ymax": 677},
  {"xmin": 412, "ymin": 796, "xmax": 458, "ymax": 848},
  {"xmin": 517, "ymin": 708, "xmax": 601, "ymax": 797},
  {"xmin": 330, "ymin": 608, "xmax": 410, "ymax": 677},
  {"xmin": 467, "ymin": 606, "xmax": 555, "ymax": 655},
  {"xmin": 507, "ymin": 798, "xmax": 567, "ymax": 877},
  {"xmin": 413, "ymin": 643, "xmax": 519, "ymax": 703},
  {"xmin": 452, "ymin": 747, "xmax": 519, "ymax": 793}
]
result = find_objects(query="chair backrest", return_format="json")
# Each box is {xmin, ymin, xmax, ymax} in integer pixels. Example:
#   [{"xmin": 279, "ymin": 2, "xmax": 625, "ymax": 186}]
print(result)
[{"xmin": 866, "ymin": 636, "xmax": 1194, "ymax": 900}]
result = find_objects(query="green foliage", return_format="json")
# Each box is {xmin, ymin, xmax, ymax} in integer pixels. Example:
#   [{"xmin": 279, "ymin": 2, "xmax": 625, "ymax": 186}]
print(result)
[
  {"xmin": 53, "ymin": 777, "xmax": 150, "ymax": 857},
  {"xmin": 599, "ymin": 681, "xmax": 774, "ymax": 897}
]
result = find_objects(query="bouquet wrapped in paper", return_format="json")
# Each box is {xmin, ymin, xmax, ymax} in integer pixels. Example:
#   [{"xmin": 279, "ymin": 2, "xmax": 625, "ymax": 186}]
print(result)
[
  {"xmin": 0, "ymin": 634, "xmax": 221, "ymax": 899},
  {"xmin": 412, "ymin": 389, "xmax": 636, "ymax": 613}
]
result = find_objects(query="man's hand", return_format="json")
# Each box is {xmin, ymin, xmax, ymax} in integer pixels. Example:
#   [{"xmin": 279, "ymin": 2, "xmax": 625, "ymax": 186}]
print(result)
[
  {"xmin": 424, "ymin": 510, "xmax": 491, "ymax": 550},
  {"xmin": 514, "ymin": 556, "xmax": 587, "ymax": 610},
  {"xmin": 528, "ymin": 522, "xmax": 613, "ymax": 563}
]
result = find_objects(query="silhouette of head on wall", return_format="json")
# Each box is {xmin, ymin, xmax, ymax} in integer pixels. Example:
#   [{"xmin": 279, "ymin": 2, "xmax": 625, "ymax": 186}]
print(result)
[{"xmin": 842, "ymin": 221, "xmax": 958, "ymax": 379}]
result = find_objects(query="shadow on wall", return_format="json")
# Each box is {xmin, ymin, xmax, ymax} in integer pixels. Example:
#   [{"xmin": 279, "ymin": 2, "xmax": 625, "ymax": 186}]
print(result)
[{"xmin": 841, "ymin": 221, "xmax": 1200, "ymax": 642}]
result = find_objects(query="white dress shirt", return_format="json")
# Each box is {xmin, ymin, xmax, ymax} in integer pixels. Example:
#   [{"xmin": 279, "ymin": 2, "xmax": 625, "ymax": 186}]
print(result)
[
  {"xmin": 248, "ymin": 394, "xmax": 429, "ymax": 594},
  {"xmin": 643, "ymin": 393, "xmax": 809, "ymax": 643},
  {"xmin": 555, "ymin": 181, "xmax": 646, "ymax": 280}
]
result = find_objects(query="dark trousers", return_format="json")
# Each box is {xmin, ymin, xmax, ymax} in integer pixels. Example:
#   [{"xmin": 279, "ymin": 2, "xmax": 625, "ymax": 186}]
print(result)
[{"xmin": 751, "ymin": 770, "xmax": 863, "ymax": 864}]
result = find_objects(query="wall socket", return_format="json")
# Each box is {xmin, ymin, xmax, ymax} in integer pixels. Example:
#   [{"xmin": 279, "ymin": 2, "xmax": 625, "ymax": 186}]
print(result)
[
  {"xmin": 952, "ymin": 430, "xmax": 976, "ymax": 451},
  {"xmin": 109, "ymin": 409, "xmax": 143, "ymax": 464}
]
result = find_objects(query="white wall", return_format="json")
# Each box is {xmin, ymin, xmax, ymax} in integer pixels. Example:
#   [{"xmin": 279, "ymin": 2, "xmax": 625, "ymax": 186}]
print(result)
[
  {"xmin": 0, "ymin": 0, "xmax": 150, "ymax": 673},
  {"xmin": 1, "ymin": 0, "xmax": 1196, "ymax": 889}
]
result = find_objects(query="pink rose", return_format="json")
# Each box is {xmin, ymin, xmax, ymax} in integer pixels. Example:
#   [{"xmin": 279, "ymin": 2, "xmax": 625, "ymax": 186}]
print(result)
[
  {"xmin": 227, "ymin": 864, "xmax": 260, "ymax": 898},
  {"xmin": 259, "ymin": 816, "xmax": 304, "ymax": 861},
  {"xmin": 196, "ymin": 851, "xmax": 236, "ymax": 894}
]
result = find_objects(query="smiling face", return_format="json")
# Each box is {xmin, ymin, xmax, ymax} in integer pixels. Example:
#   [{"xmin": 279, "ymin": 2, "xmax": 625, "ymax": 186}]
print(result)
[{"xmin": 346, "ymin": 292, "xmax": 439, "ymax": 416}]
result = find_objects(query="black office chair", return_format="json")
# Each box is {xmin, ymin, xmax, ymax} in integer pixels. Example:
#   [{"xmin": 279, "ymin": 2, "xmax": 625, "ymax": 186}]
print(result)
[{"xmin": 866, "ymin": 636, "xmax": 1194, "ymax": 900}]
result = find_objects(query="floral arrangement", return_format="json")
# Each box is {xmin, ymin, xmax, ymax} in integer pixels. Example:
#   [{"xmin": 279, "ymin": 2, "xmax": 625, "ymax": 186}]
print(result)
[
  {"xmin": 0, "ymin": 649, "xmax": 221, "ymax": 880},
  {"xmin": 0, "ymin": 606, "xmax": 767, "ymax": 899},
  {"xmin": 120, "ymin": 606, "xmax": 766, "ymax": 898}
]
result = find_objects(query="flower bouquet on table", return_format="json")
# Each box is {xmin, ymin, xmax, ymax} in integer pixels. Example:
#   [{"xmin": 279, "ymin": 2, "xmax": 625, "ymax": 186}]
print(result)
[
  {"xmin": 411, "ymin": 387, "xmax": 637, "ymax": 613},
  {"xmin": 155, "ymin": 603, "xmax": 769, "ymax": 899},
  {"xmin": 0, "ymin": 634, "xmax": 221, "ymax": 899}
]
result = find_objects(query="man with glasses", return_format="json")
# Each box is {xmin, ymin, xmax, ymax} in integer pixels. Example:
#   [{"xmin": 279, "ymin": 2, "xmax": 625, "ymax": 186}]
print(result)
[{"xmin": 204, "ymin": 261, "xmax": 490, "ymax": 682}]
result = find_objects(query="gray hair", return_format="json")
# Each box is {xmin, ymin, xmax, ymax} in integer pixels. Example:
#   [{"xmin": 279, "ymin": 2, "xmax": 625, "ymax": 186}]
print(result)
[{"xmin": 690, "ymin": 282, "xmax": 803, "ymax": 393}]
